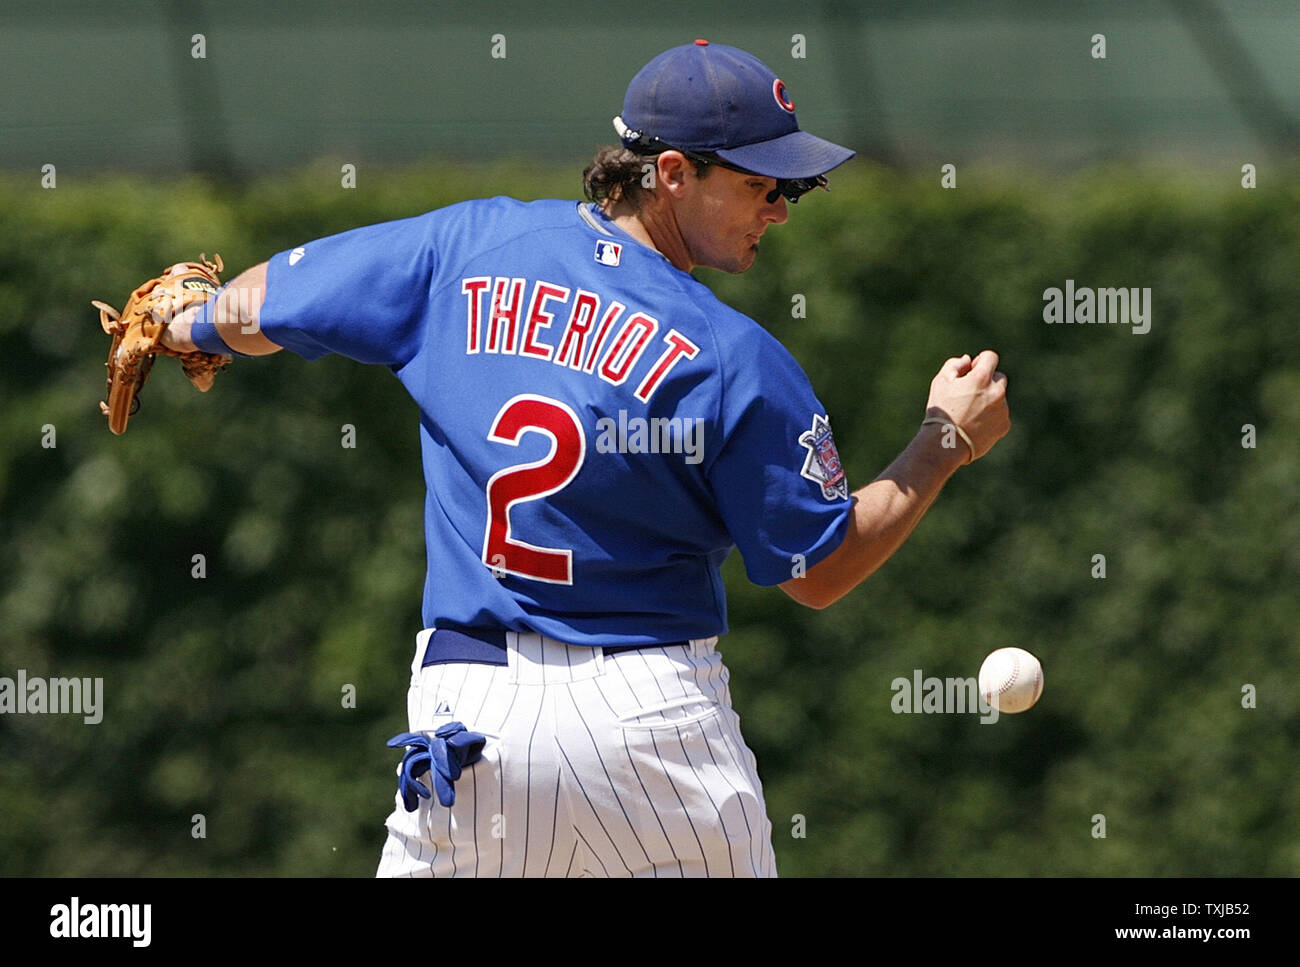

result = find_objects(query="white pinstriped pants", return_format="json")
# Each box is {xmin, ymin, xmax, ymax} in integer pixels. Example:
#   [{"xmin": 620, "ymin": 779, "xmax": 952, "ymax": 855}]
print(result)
[{"xmin": 376, "ymin": 630, "xmax": 777, "ymax": 877}]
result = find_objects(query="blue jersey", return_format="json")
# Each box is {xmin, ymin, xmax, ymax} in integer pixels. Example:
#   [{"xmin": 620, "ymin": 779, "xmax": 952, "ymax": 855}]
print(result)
[{"xmin": 258, "ymin": 197, "xmax": 853, "ymax": 645}]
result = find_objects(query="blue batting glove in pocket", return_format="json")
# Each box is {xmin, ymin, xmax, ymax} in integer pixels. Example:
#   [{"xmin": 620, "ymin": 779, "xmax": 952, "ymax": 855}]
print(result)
[{"xmin": 387, "ymin": 722, "xmax": 487, "ymax": 811}]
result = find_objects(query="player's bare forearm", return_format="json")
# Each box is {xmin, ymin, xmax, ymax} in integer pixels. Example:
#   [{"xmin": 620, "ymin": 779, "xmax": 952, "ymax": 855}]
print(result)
[
  {"xmin": 161, "ymin": 261, "xmax": 282, "ymax": 356},
  {"xmin": 781, "ymin": 351, "xmax": 1011, "ymax": 609}
]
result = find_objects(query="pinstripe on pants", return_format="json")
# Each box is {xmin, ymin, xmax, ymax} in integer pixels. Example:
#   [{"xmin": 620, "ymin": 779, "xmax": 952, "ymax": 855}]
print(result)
[{"xmin": 376, "ymin": 630, "xmax": 777, "ymax": 877}]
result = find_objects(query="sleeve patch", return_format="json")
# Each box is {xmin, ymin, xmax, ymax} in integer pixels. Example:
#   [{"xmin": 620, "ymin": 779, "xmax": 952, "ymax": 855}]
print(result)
[{"xmin": 798, "ymin": 413, "xmax": 848, "ymax": 501}]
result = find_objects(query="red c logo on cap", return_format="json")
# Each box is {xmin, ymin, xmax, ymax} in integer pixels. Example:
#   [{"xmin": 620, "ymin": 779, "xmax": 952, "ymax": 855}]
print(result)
[{"xmin": 773, "ymin": 79, "xmax": 796, "ymax": 114}]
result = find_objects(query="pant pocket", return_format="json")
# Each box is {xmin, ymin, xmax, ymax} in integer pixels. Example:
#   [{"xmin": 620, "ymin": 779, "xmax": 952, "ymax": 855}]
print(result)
[{"xmin": 616, "ymin": 696, "xmax": 724, "ymax": 731}]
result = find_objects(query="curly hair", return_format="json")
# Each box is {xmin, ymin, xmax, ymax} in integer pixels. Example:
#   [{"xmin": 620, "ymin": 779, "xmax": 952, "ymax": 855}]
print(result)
[{"xmin": 582, "ymin": 144, "xmax": 708, "ymax": 207}]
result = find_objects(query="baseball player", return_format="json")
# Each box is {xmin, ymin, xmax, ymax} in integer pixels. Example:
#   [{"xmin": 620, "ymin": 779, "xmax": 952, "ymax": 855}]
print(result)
[{"xmin": 154, "ymin": 40, "xmax": 1010, "ymax": 877}]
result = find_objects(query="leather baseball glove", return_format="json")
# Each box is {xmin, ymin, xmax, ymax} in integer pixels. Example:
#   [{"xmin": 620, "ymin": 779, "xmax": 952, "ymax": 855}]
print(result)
[{"xmin": 93, "ymin": 254, "xmax": 232, "ymax": 435}]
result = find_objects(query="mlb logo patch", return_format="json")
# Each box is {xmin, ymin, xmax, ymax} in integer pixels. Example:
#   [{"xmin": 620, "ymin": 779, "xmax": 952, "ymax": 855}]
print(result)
[
  {"xmin": 798, "ymin": 413, "xmax": 848, "ymax": 501},
  {"xmin": 594, "ymin": 240, "xmax": 622, "ymax": 266}
]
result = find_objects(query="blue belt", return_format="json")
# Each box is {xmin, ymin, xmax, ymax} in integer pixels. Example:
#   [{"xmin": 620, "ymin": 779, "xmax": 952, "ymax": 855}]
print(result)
[{"xmin": 422, "ymin": 626, "xmax": 687, "ymax": 667}]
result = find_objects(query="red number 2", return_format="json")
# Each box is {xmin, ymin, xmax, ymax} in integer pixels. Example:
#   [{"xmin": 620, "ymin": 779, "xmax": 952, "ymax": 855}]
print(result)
[{"xmin": 483, "ymin": 395, "xmax": 586, "ymax": 584}]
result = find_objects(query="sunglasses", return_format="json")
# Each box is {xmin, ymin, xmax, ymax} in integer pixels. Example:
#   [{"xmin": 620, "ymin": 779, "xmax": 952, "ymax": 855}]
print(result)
[
  {"xmin": 615, "ymin": 121, "xmax": 829, "ymax": 204},
  {"xmin": 677, "ymin": 149, "xmax": 829, "ymax": 205}
]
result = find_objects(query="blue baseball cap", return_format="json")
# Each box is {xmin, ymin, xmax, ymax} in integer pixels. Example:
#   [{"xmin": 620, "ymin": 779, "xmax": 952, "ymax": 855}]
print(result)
[{"xmin": 615, "ymin": 39, "xmax": 855, "ymax": 183}]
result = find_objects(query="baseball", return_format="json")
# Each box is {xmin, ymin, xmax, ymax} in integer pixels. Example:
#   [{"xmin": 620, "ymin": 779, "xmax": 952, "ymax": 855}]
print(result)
[{"xmin": 978, "ymin": 647, "xmax": 1044, "ymax": 714}]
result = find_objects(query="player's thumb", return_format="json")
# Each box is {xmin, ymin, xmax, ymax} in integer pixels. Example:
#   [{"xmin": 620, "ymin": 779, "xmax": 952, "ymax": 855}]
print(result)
[{"xmin": 940, "ymin": 354, "xmax": 973, "ymax": 379}]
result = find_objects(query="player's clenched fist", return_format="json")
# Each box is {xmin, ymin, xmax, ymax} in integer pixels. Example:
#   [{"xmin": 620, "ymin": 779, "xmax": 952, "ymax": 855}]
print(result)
[{"xmin": 924, "ymin": 350, "xmax": 1011, "ymax": 463}]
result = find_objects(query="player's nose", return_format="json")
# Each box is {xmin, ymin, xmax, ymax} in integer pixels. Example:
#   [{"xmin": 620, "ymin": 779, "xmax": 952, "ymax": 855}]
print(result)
[{"xmin": 763, "ymin": 192, "xmax": 788, "ymax": 225}]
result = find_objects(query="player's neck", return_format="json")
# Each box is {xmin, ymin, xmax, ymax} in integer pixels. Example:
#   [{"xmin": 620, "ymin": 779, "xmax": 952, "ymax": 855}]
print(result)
[{"xmin": 600, "ymin": 197, "xmax": 695, "ymax": 273}]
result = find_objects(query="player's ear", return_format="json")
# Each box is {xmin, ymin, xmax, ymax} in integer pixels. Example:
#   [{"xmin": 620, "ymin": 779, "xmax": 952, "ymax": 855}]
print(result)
[{"xmin": 656, "ymin": 151, "xmax": 692, "ymax": 196}]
